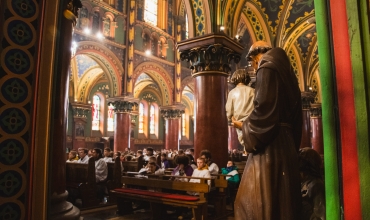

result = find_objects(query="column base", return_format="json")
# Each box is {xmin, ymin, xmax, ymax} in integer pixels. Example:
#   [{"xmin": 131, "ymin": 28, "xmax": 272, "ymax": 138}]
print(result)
[{"xmin": 49, "ymin": 191, "xmax": 80, "ymax": 220}]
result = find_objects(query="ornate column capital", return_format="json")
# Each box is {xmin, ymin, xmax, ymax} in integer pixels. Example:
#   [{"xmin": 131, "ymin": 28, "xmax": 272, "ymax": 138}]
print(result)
[
  {"xmin": 160, "ymin": 105, "xmax": 185, "ymax": 119},
  {"xmin": 70, "ymin": 102, "xmax": 91, "ymax": 119},
  {"xmin": 177, "ymin": 33, "xmax": 243, "ymax": 77},
  {"xmin": 301, "ymin": 91, "xmax": 317, "ymax": 109},
  {"xmin": 107, "ymin": 96, "xmax": 139, "ymax": 113},
  {"xmin": 310, "ymin": 103, "xmax": 322, "ymax": 118}
]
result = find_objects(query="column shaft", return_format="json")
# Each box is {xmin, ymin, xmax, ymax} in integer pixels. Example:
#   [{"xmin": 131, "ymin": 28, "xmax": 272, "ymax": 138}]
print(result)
[
  {"xmin": 165, "ymin": 118, "xmax": 180, "ymax": 150},
  {"xmin": 310, "ymin": 117, "xmax": 323, "ymax": 155},
  {"xmin": 300, "ymin": 109, "xmax": 311, "ymax": 148},
  {"xmin": 194, "ymin": 75, "xmax": 228, "ymax": 167},
  {"xmin": 114, "ymin": 112, "xmax": 131, "ymax": 152}
]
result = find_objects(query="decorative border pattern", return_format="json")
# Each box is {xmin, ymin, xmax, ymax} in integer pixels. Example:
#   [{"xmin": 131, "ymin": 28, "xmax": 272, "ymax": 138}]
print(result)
[
  {"xmin": 191, "ymin": 0, "xmax": 205, "ymax": 36},
  {"xmin": 243, "ymin": 6, "xmax": 267, "ymax": 41},
  {"xmin": 132, "ymin": 62, "xmax": 174, "ymax": 105},
  {"xmin": 0, "ymin": 0, "xmax": 40, "ymax": 218}
]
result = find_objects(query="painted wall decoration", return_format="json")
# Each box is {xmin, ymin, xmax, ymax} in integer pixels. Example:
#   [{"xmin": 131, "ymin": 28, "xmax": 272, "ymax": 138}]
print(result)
[
  {"xmin": 191, "ymin": 0, "xmax": 205, "ymax": 36},
  {"xmin": 0, "ymin": 0, "xmax": 40, "ymax": 218}
]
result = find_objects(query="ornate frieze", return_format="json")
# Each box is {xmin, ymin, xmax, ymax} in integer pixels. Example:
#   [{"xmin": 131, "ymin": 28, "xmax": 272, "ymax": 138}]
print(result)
[
  {"xmin": 310, "ymin": 103, "xmax": 322, "ymax": 118},
  {"xmin": 177, "ymin": 34, "xmax": 243, "ymax": 77},
  {"xmin": 301, "ymin": 91, "xmax": 316, "ymax": 110},
  {"xmin": 107, "ymin": 96, "xmax": 139, "ymax": 113},
  {"xmin": 71, "ymin": 102, "xmax": 91, "ymax": 118},
  {"xmin": 160, "ymin": 105, "xmax": 185, "ymax": 119}
]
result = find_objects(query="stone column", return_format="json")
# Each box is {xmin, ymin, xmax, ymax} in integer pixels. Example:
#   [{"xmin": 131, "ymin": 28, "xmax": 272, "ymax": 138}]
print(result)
[
  {"xmin": 228, "ymin": 126, "xmax": 239, "ymax": 151},
  {"xmin": 160, "ymin": 106, "xmax": 185, "ymax": 150},
  {"xmin": 70, "ymin": 102, "xmax": 91, "ymax": 150},
  {"xmin": 177, "ymin": 33, "xmax": 243, "ymax": 167},
  {"xmin": 108, "ymin": 96, "xmax": 139, "ymax": 152},
  {"xmin": 50, "ymin": 0, "xmax": 81, "ymax": 219},
  {"xmin": 300, "ymin": 91, "xmax": 316, "ymax": 148},
  {"xmin": 310, "ymin": 103, "xmax": 324, "ymax": 155}
]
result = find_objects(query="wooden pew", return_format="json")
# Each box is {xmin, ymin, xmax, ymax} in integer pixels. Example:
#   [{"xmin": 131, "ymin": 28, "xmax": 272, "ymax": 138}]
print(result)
[
  {"xmin": 122, "ymin": 157, "xmax": 145, "ymax": 172},
  {"xmin": 111, "ymin": 176, "xmax": 210, "ymax": 220},
  {"xmin": 65, "ymin": 157, "xmax": 99, "ymax": 208}
]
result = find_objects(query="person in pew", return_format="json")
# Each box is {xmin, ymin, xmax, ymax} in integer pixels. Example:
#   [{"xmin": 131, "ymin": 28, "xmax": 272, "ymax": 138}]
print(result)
[
  {"xmin": 144, "ymin": 147, "xmax": 154, "ymax": 161},
  {"xmin": 147, "ymin": 161, "xmax": 165, "ymax": 175},
  {"xmin": 136, "ymin": 150, "xmax": 144, "ymax": 162},
  {"xmin": 221, "ymin": 161, "xmax": 240, "ymax": 204},
  {"xmin": 88, "ymin": 148, "xmax": 94, "ymax": 158},
  {"xmin": 66, "ymin": 150, "xmax": 78, "ymax": 163},
  {"xmin": 77, "ymin": 148, "xmax": 89, "ymax": 164},
  {"xmin": 92, "ymin": 148, "xmax": 108, "ymax": 202},
  {"xmin": 103, "ymin": 147, "xmax": 113, "ymax": 163},
  {"xmin": 200, "ymin": 150, "xmax": 219, "ymax": 175},
  {"xmin": 171, "ymin": 156, "xmax": 193, "ymax": 182},
  {"xmin": 188, "ymin": 157, "xmax": 211, "ymax": 196},
  {"xmin": 139, "ymin": 156, "xmax": 160, "ymax": 173},
  {"xmin": 160, "ymin": 153, "xmax": 170, "ymax": 169}
]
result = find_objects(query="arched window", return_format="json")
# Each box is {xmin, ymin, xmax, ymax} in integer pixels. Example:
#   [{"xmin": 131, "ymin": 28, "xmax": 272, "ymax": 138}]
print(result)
[
  {"xmin": 92, "ymin": 11, "xmax": 100, "ymax": 33},
  {"xmin": 103, "ymin": 17, "xmax": 111, "ymax": 37},
  {"xmin": 139, "ymin": 103, "xmax": 144, "ymax": 133},
  {"xmin": 78, "ymin": 6, "xmax": 88, "ymax": 29},
  {"xmin": 107, "ymin": 103, "xmax": 114, "ymax": 131},
  {"xmin": 92, "ymin": 95, "xmax": 101, "ymax": 130},
  {"xmin": 150, "ymin": 105, "xmax": 155, "ymax": 134},
  {"xmin": 144, "ymin": 0, "xmax": 158, "ymax": 26},
  {"xmin": 182, "ymin": 113, "xmax": 186, "ymax": 136}
]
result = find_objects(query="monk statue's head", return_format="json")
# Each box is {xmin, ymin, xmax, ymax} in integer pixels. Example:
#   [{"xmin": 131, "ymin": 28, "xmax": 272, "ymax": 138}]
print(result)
[
  {"xmin": 230, "ymin": 69, "xmax": 251, "ymax": 86},
  {"xmin": 246, "ymin": 41, "xmax": 272, "ymax": 70}
]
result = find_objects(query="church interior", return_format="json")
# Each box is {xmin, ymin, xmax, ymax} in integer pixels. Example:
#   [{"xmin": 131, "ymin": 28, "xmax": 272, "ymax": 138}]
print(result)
[{"xmin": 0, "ymin": 0, "xmax": 369, "ymax": 219}]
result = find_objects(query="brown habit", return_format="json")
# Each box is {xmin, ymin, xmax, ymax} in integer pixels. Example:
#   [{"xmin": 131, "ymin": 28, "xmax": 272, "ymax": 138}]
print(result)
[{"xmin": 234, "ymin": 48, "xmax": 302, "ymax": 220}]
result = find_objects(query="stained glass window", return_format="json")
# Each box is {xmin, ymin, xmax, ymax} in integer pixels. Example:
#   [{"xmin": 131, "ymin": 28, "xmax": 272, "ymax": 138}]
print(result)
[
  {"xmin": 185, "ymin": 14, "xmax": 189, "ymax": 39},
  {"xmin": 144, "ymin": 0, "xmax": 158, "ymax": 26},
  {"xmin": 182, "ymin": 113, "xmax": 186, "ymax": 136},
  {"xmin": 92, "ymin": 95, "xmax": 100, "ymax": 130},
  {"xmin": 107, "ymin": 104, "xmax": 114, "ymax": 131},
  {"xmin": 150, "ymin": 105, "xmax": 155, "ymax": 134},
  {"xmin": 139, "ymin": 103, "xmax": 144, "ymax": 133}
]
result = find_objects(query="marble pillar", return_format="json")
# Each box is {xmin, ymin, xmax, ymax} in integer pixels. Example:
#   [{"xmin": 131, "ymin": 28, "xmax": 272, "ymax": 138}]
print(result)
[
  {"xmin": 160, "ymin": 106, "xmax": 185, "ymax": 150},
  {"xmin": 310, "ymin": 103, "xmax": 324, "ymax": 155},
  {"xmin": 108, "ymin": 96, "xmax": 139, "ymax": 152},
  {"xmin": 70, "ymin": 103, "xmax": 91, "ymax": 150},
  {"xmin": 177, "ymin": 33, "xmax": 243, "ymax": 167},
  {"xmin": 50, "ymin": 0, "xmax": 81, "ymax": 219},
  {"xmin": 300, "ymin": 91, "xmax": 316, "ymax": 149}
]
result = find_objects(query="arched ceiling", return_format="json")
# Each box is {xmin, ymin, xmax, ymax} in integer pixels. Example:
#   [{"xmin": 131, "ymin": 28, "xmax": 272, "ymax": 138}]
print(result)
[
  {"xmin": 134, "ymin": 73, "xmax": 162, "ymax": 103},
  {"xmin": 75, "ymin": 54, "xmax": 99, "ymax": 78}
]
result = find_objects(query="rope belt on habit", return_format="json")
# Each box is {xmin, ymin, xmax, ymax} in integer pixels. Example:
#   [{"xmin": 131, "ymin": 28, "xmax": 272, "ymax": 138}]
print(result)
[{"xmin": 279, "ymin": 123, "xmax": 292, "ymax": 128}]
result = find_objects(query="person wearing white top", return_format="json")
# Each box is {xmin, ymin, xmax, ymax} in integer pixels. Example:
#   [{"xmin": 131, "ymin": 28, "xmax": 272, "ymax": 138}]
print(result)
[
  {"xmin": 188, "ymin": 158, "xmax": 211, "ymax": 195},
  {"xmin": 200, "ymin": 150, "xmax": 219, "ymax": 175},
  {"xmin": 91, "ymin": 148, "xmax": 108, "ymax": 183},
  {"xmin": 77, "ymin": 148, "xmax": 89, "ymax": 164}
]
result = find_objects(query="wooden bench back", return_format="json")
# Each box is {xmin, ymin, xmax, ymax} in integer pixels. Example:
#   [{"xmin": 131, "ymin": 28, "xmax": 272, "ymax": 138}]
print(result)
[
  {"xmin": 66, "ymin": 157, "xmax": 95, "ymax": 186},
  {"xmin": 122, "ymin": 157, "xmax": 145, "ymax": 172}
]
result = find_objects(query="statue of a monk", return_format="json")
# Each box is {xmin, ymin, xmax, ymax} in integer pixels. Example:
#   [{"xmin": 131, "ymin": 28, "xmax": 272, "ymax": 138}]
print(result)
[{"xmin": 233, "ymin": 41, "xmax": 303, "ymax": 219}]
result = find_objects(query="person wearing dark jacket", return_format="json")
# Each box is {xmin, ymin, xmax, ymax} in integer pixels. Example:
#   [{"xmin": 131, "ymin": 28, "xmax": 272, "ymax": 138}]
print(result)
[{"xmin": 221, "ymin": 161, "xmax": 240, "ymax": 204}]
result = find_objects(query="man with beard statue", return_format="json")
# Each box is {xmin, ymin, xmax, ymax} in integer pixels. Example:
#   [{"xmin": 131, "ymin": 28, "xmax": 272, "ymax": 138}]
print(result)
[{"xmin": 232, "ymin": 41, "xmax": 302, "ymax": 219}]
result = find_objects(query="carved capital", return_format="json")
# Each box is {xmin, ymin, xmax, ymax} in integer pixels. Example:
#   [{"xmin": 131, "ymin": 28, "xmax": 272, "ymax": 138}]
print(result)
[
  {"xmin": 107, "ymin": 96, "xmax": 139, "ymax": 113},
  {"xmin": 71, "ymin": 102, "xmax": 91, "ymax": 118},
  {"xmin": 160, "ymin": 105, "xmax": 185, "ymax": 119},
  {"xmin": 310, "ymin": 103, "xmax": 322, "ymax": 118},
  {"xmin": 301, "ymin": 91, "xmax": 316, "ymax": 110},
  {"xmin": 177, "ymin": 33, "xmax": 243, "ymax": 77}
]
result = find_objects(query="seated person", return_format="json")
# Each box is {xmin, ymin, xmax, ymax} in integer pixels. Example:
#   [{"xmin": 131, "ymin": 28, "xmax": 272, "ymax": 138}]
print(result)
[
  {"xmin": 188, "ymin": 158, "xmax": 211, "ymax": 195},
  {"xmin": 139, "ymin": 156, "xmax": 161, "ymax": 174},
  {"xmin": 147, "ymin": 161, "xmax": 165, "ymax": 175},
  {"xmin": 66, "ymin": 150, "xmax": 78, "ymax": 163},
  {"xmin": 200, "ymin": 150, "xmax": 219, "ymax": 174},
  {"xmin": 77, "ymin": 148, "xmax": 89, "ymax": 164},
  {"xmin": 102, "ymin": 147, "xmax": 113, "ymax": 163},
  {"xmin": 221, "ymin": 161, "xmax": 240, "ymax": 203},
  {"xmin": 160, "ymin": 153, "xmax": 170, "ymax": 169},
  {"xmin": 299, "ymin": 148, "xmax": 325, "ymax": 220},
  {"xmin": 144, "ymin": 147, "xmax": 154, "ymax": 161},
  {"xmin": 171, "ymin": 156, "xmax": 193, "ymax": 182},
  {"xmin": 91, "ymin": 148, "xmax": 108, "ymax": 201}
]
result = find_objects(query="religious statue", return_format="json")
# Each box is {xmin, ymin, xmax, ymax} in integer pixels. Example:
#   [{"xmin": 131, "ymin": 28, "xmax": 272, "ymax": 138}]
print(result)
[
  {"xmin": 232, "ymin": 41, "xmax": 303, "ymax": 219},
  {"xmin": 225, "ymin": 69, "xmax": 255, "ymax": 147}
]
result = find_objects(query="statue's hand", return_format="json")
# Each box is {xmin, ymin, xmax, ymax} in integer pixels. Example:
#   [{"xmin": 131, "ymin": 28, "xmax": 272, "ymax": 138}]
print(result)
[{"xmin": 231, "ymin": 116, "xmax": 243, "ymax": 129}]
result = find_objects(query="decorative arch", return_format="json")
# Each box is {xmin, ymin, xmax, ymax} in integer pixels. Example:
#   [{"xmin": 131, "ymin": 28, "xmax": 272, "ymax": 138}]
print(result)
[
  {"xmin": 181, "ymin": 94, "xmax": 194, "ymax": 116},
  {"xmin": 181, "ymin": 76, "xmax": 195, "ymax": 92},
  {"xmin": 75, "ymin": 41, "xmax": 123, "ymax": 98},
  {"xmin": 240, "ymin": 2, "xmax": 272, "ymax": 45},
  {"xmin": 132, "ymin": 62, "xmax": 174, "ymax": 105},
  {"xmin": 283, "ymin": 12, "xmax": 315, "ymax": 50},
  {"xmin": 77, "ymin": 67, "xmax": 104, "ymax": 102},
  {"xmin": 287, "ymin": 44, "xmax": 304, "ymax": 91},
  {"xmin": 305, "ymin": 35, "xmax": 318, "ymax": 85},
  {"xmin": 310, "ymin": 69, "xmax": 322, "ymax": 103},
  {"xmin": 237, "ymin": 14, "xmax": 257, "ymax": 43}
]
